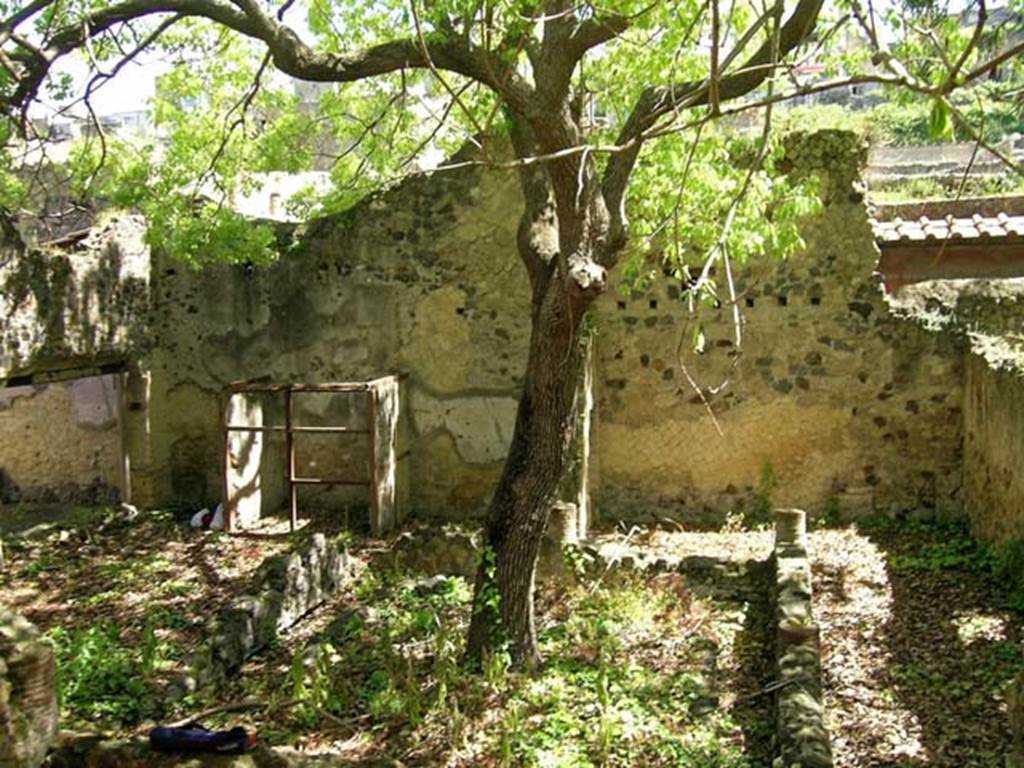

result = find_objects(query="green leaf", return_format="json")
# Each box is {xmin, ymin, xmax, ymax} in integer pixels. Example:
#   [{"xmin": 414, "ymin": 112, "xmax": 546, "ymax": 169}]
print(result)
[{"xmin": 928, "ymin": 99, "xmax": 954, "ymax": 142}]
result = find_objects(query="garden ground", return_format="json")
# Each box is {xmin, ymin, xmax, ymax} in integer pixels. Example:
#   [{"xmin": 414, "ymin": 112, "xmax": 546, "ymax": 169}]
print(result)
[{"xmin": 0, "ymin": 507, "xmax": 1020, "ymax": 766}]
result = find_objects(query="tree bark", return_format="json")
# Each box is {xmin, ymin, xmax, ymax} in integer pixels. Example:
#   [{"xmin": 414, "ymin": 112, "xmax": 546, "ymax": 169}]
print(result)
[{"xmin": 465, "ymin": 245, "xmax": 591, "ymax": 669}]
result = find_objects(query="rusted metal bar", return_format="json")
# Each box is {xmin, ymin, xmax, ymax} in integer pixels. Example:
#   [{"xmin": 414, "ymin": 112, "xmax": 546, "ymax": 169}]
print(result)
[
  {"xmin": 229, "ymin": 382, "xmax": 373, "ymax": 394},
  {"xmin": 222, "ymin": 394, "xmax": 234, "ymax": 533},
  {"xmin": 291, "ymin": 477, "xmax": 370, "ymax": 486},
  {"xmin": 285, "ymin": 387, "xmax": 297, "ymax": 532},
  {"xmin": 222, "ymin": 376, "xmax": 397, "ymax": 534},
  {"xmin": 224, "ymin": 425, "xmax": 370, "ymax": 434}
]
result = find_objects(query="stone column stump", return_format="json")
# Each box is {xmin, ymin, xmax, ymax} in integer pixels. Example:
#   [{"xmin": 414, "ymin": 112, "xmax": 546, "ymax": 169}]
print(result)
[
  {"xmin": 0, "ymin": 608, "xmax": 59, "ymax": 768},
  {"xmin": 1009, "ymin": 670, "xmax": 1024, "ymax": 768}
]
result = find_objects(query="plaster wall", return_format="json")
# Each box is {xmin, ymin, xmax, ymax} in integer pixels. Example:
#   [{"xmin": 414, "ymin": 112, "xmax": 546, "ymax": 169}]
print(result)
[
  {"xmin": 0, "ymin": 131, "xmax": 997, "ymax": 528},
  {"xmin": 0, "ymin": 375, "xmax": 123, "ymax": 504},
  {"xmin": 137, "ymin": 164, "xmax": 530, "ymax": 520},
  {"xmin": 0, "ymin": 214, "xmax": 149, "ymax": 380},
  {"xmin": 964, "ymin": 353, "xmax": 1024, "ymax": 544}
]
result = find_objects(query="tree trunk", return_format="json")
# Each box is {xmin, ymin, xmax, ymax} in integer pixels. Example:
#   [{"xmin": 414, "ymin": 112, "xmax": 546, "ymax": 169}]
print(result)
[{"xmin": 465, "ymin": 265, "xmax": 589, "ymax": 669}]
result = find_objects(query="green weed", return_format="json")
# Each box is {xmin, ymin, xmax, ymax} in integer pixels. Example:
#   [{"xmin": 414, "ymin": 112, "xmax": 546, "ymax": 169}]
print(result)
[{"xmin": 48, "ymin": 622, "xmax": 155, "ymax": 725}]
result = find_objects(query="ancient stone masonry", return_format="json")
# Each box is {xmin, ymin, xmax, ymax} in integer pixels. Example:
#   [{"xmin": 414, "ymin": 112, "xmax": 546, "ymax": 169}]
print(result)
[
  {"xmin": 881, "ymin": 239, "xmax": 1024, "ymax": 545},
  {"xmin": 0, "ymin": 213, "xmax": 150, "ymax": 380},
  {"xmin": 137, "ymin": 163, "xmax": 531, "ymax": 519},
  {"xmin": 3, "ymin": 130, "xmax": 1023, "ymax": 533},
  {"xmin": 771, "ymin": 509, "xmax": 833, "ymax": 768},
  {"xmin": 0, "ymin": 376, "xmax": 124, "ymax": 504},
  {"xmin": 592, "ymin": 131, "xmax": 964, "ymax": 523},
  {"xmin": 0, "ymin": 608, "xmax": 59, "ymax": 768},
  {"xmin": 195, "ymin": 533, "xmax": 353, "ymax": 684}
]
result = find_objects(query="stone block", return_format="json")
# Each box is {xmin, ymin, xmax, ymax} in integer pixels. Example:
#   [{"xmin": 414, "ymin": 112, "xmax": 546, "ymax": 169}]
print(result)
[
  {"xmin": 775, "ymin": 508, "xmax": 807, "ymax": 547},
  {"xmin": 0, "ymin": 608, "xmax": 59, "ymax": 768},
  {"xmin": 771, "ymin": 514, "xmax": 833, "ymax": 768},
  {"xmin": 202, "ymin": 534, "xmax": 353, "ymax": 679}
]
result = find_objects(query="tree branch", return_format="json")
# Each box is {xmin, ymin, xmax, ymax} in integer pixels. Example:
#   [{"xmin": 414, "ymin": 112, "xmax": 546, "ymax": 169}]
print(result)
[
  {"xmin": 601, "ymin": 0, "xmax": 822, "ymax": 252},
  {"xmin": 508, "ymin": 111, "xmax": 559, "ymax": 299},
  {"xmin": 1, "ymin": 0, "xmax": 536, "ymax": 126}
]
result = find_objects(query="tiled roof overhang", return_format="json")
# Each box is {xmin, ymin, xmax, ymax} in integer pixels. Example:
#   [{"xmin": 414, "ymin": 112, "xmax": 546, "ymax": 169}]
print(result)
[{"xmin": 870, "ymin": 197, "xmax": 1024, "ymax": 291}]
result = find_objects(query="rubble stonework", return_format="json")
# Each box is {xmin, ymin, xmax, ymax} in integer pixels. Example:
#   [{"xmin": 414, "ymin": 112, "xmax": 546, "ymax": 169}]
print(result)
[
  {"xmin": 197, "ymin": 533, "xmax": 353, "ymax": 681},
  {"xmin": 772, "ymin": 509, "xmax": 833, "ymax": 768},
  {"xmin": 3, "ymin": 131, "xmax": 1024, "ymax": 539},
  {"xmin": 0, "ymin": 608, "xmax": 59, "ymax": 768}
]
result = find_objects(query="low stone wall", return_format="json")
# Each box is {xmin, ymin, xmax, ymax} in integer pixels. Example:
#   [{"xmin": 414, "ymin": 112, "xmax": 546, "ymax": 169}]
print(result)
[
  {"xmin": 0, "ymin": 608, "xmax": 58, "ymax": 768},
  {"xmin": 772, "ymin": 509, "xmax": 833, "ymax": 768},
  {"xmin": 193, "ymin": 534, "xmax": 353, "ymax": 685},
  {"xmin": 47, "ymin": 734, "xmax": 367, "ymax": 767}
]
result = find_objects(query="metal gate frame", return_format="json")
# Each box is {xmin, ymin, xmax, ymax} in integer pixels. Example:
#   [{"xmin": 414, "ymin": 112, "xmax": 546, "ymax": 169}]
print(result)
[{"xmin": 222, "ymin": 376, "xmax": 400, "ymax": 534}]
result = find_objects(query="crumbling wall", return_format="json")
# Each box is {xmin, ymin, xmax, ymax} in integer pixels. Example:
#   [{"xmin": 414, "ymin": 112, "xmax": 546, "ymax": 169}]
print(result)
[
  {"xmin": 592, "ymin": 131, "xmax": 965, "ymax": 523},
  {"xmin": 964, "ymin": 353, "xmax": 1024, "ymax": 544},
  {"xmin": 1, "ymin": 132, "xmax": 1000, "ymax": 526},
  {"xmin": 140, "ymin": 164, "xmax": 530, "ymax": 519},
  {"xmin": 0, "ymin": 376, "xmax": 123, "ymax": 504},
  {"xmin": 0, "ymin": 214, "xmax": 149, "ymax": 380},
  {"xmin": 887, "ymin": 277, "xmax": 1024, "ymax": 544}
]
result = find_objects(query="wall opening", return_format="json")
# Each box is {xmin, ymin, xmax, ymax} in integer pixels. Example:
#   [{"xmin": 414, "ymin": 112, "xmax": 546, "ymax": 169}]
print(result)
[
  {"xmin": 223, "ymin": 376, "xmax": 404, "ymax": 536},
  {"xmin": 0, "ymin": 371, "xmax": 127, "ymax": 530}
]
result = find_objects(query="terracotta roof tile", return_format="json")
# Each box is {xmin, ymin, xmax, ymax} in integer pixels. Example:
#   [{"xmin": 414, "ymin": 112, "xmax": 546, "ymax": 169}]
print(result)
[{"xmin": 873, "ymin": 213, "xmax": 1024, "ymax": 244}]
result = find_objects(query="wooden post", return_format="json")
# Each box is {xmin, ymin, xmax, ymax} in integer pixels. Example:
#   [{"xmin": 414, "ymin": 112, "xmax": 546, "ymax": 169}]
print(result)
[{"xmin": 285, "ymin": 387, "xmax": 297, "ymax": 532}]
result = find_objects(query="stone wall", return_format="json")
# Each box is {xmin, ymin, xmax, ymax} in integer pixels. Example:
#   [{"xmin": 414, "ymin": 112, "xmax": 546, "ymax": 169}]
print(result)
[
  {"xmin": 0, "ymin": 131, "xmax": 1008, "ymax": 528},
  {"xmin": 0, "ymin": 375, "xmax": 123, "ymax": 505},
  {"xmin": 591, "ymin": 132, "xmax": 964, "ymax": 523},
  {"xmin": 0, "ymin": 608, "xmax": 59, "ymax": 768},
  {"xmin": 0, "ymin": 213, "xmax": 149, "ymax": 380},
  {"xmin": 887, "ymin": 277, "xmax": 1024, "ymax": 545},
  {"xmin": 135, "ymin": 163, "xmax": 530, "ymax": 520},
  {"xmin": 964, "ymin": 355, "xmax": 1024, "ymax": 543}
]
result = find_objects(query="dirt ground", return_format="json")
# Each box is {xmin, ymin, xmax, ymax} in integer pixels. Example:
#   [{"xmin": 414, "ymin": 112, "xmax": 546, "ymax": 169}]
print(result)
[
  {"xmin": 1, "ymin": 507, "xmax": 1019, "ymax": 766},
  {"xmin": 810, "ymin": 524, "xmax": 1022, "ymax": 768}
]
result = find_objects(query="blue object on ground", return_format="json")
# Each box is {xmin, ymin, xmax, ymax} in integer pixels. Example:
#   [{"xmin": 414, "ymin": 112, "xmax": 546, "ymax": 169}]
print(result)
[{"xmin": 148, "ymin": 725, "xmax": 252, "ymax": 754}]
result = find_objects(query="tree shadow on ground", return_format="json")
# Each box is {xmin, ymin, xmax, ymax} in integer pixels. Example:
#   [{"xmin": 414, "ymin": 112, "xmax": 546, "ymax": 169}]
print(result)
[
  {"xmin": 726, "ymin": 559, "xmax": 777, "ymax": 765},
  {"xmin": 0, "ymin": 507, "xmax": 303, "ymax": 721},
  {"xmin": 863, "ymin": 523, "xmax": 1022, "ymax": 768}
]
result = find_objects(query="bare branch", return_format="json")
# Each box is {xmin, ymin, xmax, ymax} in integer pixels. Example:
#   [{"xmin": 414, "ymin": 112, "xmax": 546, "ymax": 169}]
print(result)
[
  {"xmin": 946, "ymin": 0, "xmax": 986, "ymax": 90},
  {"xmin": 409, "ymin": 0, "xmax": 488, "ymax": 155},
  {"xmin": 960, "ymin": 38, "xmax": 1024, "ymax": 87},
  {"xmin": 0, "ymin": 0, "xmax": 536, "ymax": 127},
  {"xmin": 945, "ymin": 96, "xmax": 1024, "ymax": 178},
  {"xmin": 602, "ymin": 0, "xmax": 820, "ymax": 253}
]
